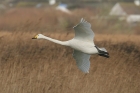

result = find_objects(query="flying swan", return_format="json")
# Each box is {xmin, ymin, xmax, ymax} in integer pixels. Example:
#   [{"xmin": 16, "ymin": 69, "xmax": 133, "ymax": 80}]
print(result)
[{"xmin": 32, "ymin": 18, "xmax": 109, "ymax": 73}]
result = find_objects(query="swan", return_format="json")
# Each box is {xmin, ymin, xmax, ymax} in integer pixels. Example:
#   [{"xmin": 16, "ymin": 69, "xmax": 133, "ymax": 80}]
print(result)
[{"xmin": 32, "ymin": 18, "xmax": 109, "ymax": 73}]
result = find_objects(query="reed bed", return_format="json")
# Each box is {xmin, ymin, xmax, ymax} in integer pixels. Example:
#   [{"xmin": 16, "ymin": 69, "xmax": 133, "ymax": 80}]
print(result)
[{"xmin": 0, "ymin": 31, "xmax": 140, "ymax": 93}]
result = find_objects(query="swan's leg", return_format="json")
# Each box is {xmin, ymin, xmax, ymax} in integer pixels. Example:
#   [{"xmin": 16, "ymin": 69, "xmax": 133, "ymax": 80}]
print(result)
[
  {"xmin": 95, "ymin": 46, "xmax": 109, "ymax": 58},
  {"xmin": 98, "ymin": 53, "xmax": 109, "ymax": 58}
]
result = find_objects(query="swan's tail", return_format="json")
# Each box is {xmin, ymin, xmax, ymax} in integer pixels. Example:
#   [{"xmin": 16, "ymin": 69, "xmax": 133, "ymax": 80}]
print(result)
[
  {"xmin": 98, "ymin": 47, "xmax": 109, "ymax": 58},
  {"xmin": 99, "ymin": 48, "xmax": 107, "ymax": 52}
]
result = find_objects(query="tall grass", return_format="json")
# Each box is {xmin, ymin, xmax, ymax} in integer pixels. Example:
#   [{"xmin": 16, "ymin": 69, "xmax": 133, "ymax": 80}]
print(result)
[
  {"xmin": 0, "ymin": 7, "xmax": 140, "ymax": 93},
  {"xmin": 0, "ymin": 31, "xmax": 139, "ymax": 93}
]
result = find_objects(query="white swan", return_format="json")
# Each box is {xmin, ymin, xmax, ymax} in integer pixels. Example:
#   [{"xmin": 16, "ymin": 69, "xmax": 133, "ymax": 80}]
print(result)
[{"xmin": 32, "ymin": 18, "xmax": 109, "ymax": 73}]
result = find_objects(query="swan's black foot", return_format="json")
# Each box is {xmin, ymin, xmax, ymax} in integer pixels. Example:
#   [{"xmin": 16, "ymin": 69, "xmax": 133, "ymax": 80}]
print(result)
[
  {"xmin": 98, "ymin": 51, "xmax": 109, "ymax": 58},
  {"xmin": 94, "ymin": 46, "xmax": 109, "ymax": 58},
  {"xmin": 98, "ymin": 53, "xmax": 109, "ymax": 58}
]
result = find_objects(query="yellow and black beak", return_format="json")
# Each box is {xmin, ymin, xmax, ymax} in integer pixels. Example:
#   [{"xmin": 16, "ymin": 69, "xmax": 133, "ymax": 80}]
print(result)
[{"xmin": 32, "ymin": 35, "xmax": 38, "ymax": 39}]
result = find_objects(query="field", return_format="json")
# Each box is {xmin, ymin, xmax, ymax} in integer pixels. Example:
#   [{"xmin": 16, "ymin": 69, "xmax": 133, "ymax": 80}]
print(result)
[{"xmin": 0, "ymin": 8, "xmax": 140, "ymax": 93}]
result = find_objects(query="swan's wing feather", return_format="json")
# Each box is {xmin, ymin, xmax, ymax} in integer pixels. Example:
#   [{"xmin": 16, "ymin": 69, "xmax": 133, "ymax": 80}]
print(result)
[
  {"xmin": 73, "ymin": 50, "xmax": 90, "ymax": 73},
  {"xmin": 73, "ymin": 18, "xmax": 94, "ymax": 42}
]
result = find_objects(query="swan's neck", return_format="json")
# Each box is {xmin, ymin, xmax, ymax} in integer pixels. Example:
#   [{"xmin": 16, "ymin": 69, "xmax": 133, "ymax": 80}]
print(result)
[{"xmin": 42, "ymin": 36, "xmax": 69, "ymax": 46}]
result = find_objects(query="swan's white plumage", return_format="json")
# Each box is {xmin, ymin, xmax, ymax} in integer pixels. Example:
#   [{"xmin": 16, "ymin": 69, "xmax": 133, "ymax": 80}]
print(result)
[
  {"xmin": 71, "ymin": 18, "xmax": 94, "ymax": 73},
  {"xmin": 73, "ymin": 50, "xmax": 90, "ymax": 73},
  {"xmin": 32, "ymin": 18, "xmax": 109, "ymax": 73},
  {"xmin": 73, "ymin": 18, "xmax": 94, "ymax": 42}
]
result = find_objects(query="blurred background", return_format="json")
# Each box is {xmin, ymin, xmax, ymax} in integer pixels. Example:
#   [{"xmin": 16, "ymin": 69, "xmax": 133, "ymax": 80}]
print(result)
[
  {"xmin": 0, "ymin": 0, "xmax": 140, "ymax": 93},
  {"xmin": 0, "ymin": 0, "xmax": 140, "ymax": 34}
]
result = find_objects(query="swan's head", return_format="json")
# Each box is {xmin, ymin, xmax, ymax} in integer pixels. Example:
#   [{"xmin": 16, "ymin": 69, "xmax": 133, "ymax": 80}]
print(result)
[{"xmin": 32, "ymin": 34, "xmax": 44, "ymax": 39}]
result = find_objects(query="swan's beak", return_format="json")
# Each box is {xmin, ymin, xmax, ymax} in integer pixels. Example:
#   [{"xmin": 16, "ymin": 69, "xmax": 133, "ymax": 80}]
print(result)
[{"xmin": 32, "ymin": 35, "xmax": 38, "ymax": 39}]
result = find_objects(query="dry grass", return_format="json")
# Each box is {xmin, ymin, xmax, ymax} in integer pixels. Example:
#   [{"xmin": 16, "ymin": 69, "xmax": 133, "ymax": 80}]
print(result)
[
  {"xmin": 0, "ymin": 7, "xmax": 140, "ymax": 93},
  {"xmin": 0, "ymin": 31, "xmax": 140, "ymax": 93}
]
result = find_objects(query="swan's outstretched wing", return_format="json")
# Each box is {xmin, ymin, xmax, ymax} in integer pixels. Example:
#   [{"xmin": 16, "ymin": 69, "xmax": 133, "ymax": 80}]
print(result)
[
  {"xmin": 73, "ymin": 18, "xmax": 94, "ymax": 42},
  {"xmin": 73, "ymin": 50, "xmax": 90, "ymax": 73}
]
